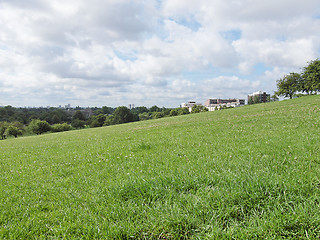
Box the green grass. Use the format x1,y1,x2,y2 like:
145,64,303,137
1,96,320,239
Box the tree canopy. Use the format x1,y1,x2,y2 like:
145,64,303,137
276,59,320,98
276,72,301,99
301,59,320,94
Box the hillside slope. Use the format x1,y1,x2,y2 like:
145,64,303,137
1,96,320,239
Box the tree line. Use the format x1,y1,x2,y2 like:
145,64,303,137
0,104,208,139
276,59,320,99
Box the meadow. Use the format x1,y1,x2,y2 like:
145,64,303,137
0,95,320,239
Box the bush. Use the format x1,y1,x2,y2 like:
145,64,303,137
191,105,208,113
169,109,178,117
71,119,85,129
139,112,152,121
89,114,106,128
51,123,72,132
0,121,9,139
152,112,164,119
113,107,134,124
178,107,190,115
5,126,23,138
28,119,51,135
104,115,115,126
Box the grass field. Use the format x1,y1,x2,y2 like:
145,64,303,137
1,96,320,239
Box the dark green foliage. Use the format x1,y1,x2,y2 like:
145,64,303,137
271,94,279,101
276,72,301,99
254,94,261,103
191,105,208,113
138,112,152,121
71,119,85,129
51,123,72,132
112,106,134,124
103,115,115,126
178,107,190,115
89,114,106,128
28,119,51,135
5,126,23,138
152,112,164,119
169,109,178,117
101,106,114,115
302,59,320,94
149,105,161,112
131,106,148,114
161,107,171,116
277,59,320,98
72,110,86,121
0,122,9,139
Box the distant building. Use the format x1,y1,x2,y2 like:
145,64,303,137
128,104,135,110
204,98,245,111
181,101,202,112
248,91,270,104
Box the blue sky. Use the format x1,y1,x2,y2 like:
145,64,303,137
0,0,320,107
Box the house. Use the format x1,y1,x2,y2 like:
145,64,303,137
248,91,270,103
204,98,245,111
181,101,202,112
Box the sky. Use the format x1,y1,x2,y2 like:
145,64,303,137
0,0,320,108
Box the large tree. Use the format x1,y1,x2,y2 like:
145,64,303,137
276,72,301,99
72,110,86,121
112,106,134,124
301,59,320,94
0,121,9,139
5,126,23,138
29,119,51,135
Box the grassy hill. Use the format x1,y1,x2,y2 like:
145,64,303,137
1,96,320,239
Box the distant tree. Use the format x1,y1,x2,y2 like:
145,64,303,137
132,106,148,114
72,110,86,121
169,109,178,117
113,106,134,124
90,114,106,128
0,121,9,139
178,107,190,115
51,123,72,132
101,106,114,115
152,112,164,119
5,126,23,138
104,115,115,126
253,95,261,104
29,119,51,135
149,105,161,112
4,106,14,116
51,114,61,124
301,59,320,94
271,94,279,101
11,121,24,131
139,112,152,121
276,72,301,99
191,105,208,113
161,107,171,116
71,119,85,129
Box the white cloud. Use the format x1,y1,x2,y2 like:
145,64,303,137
0,0,319,107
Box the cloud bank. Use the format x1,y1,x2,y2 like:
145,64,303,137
0,0,319,107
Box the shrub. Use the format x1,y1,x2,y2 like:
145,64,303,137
51,123,72,132
71,119,85,129
152,112,164,119
28,119,51,135
5,126,23,138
